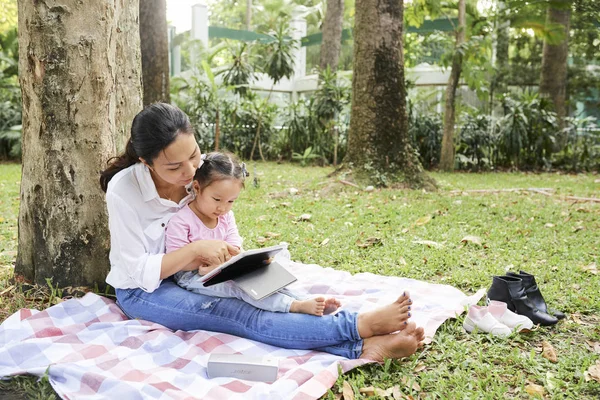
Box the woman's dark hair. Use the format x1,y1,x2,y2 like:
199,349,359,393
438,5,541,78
195,152,248,191
100,103,194,192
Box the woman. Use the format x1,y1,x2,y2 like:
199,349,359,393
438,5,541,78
100,103,424,361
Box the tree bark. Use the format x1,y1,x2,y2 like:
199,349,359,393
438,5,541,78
16,0,143,288
539,0,570,141
140,0,170,105
439,0,466,172
345,0,432,188
319,0,344,73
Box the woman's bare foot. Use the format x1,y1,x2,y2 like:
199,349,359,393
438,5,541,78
359,322,425,362
290,297,327,316
356,291,412,338
323,298,341,315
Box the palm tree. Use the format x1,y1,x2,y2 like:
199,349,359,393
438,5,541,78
250,22,297,161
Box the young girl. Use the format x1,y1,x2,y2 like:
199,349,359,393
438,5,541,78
165,151,341,316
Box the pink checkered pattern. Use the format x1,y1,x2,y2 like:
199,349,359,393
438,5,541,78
0,261,484,399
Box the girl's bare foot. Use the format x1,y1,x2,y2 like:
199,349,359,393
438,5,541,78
357,291,412,338
323,298,341,315
290,297,326,316
359,322,425,362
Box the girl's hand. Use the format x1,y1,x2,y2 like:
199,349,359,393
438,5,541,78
192,240,241,267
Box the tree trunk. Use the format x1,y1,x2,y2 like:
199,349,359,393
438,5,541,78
345,0,432,188
140,0,170,105
16,0,143,288
539,0,570,144
246,0,252,31
439,0,466,172
490,1,509,114
214,109,220,151
319,0,344,73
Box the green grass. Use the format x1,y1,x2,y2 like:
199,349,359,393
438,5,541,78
1,161,599,399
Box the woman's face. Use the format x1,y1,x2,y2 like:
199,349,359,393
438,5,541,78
145,133,201,187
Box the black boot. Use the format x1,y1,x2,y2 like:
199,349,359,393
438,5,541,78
506,271,566,320
487,275,558,326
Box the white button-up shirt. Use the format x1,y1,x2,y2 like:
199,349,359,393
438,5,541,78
105,162,193,292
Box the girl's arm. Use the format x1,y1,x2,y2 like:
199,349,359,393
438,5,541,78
164,214,240,278
160,240,239,279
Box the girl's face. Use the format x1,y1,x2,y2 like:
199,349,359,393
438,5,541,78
143,133,201,187
191,179,243,223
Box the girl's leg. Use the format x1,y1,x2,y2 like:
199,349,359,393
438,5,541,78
116,279,363,358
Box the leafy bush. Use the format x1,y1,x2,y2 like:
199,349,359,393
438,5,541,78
0,27,21,160
408,102,443,169
496,91,558,169
552,116,600,172
456,108,495,170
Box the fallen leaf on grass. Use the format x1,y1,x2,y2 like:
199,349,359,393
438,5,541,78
572,225,585,232
585,360,600,383
392,385,403,399
256,236,268,244
358,386,374,396
545,371,557,391
413,362,427,372
544,223,555,228
320,238,330,246
342,381,354,400
581,262,597,275
356,237,382,248
264,232,280,239
398,257,407,266
542,340,558,363
415,215,431,226
413,240,444,249
585,340,600,354
525,383,545,397
461,235,482,246
374,387,394,397
297,213,311,221
401,376,421,391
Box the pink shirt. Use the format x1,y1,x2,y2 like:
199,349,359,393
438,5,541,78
165,205,243,253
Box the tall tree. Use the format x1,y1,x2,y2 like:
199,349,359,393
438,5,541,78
246,0,252,30
16,0,143,288
539,0,571,135
140,0,170,105
319,0,344,72
346,0,432,188
439,0,466,172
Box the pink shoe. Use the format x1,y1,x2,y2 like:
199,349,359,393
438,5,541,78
463,305,512,337
487,300,534,331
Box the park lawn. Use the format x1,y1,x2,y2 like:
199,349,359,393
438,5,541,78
0,161,599,399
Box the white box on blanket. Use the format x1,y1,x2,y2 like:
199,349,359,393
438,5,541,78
207,354,279,382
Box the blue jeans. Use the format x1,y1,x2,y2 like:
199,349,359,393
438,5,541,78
116,279,363,359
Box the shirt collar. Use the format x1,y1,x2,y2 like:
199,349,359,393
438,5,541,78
135,163,160,202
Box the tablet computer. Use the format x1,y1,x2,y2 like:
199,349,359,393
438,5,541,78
199,244,287,287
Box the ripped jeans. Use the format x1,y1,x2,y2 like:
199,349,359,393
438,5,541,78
115,278,364,359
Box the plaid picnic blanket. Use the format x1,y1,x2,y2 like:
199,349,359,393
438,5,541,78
0,260,484,400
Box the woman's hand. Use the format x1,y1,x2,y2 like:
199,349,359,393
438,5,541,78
192,240,240,267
